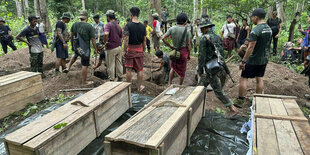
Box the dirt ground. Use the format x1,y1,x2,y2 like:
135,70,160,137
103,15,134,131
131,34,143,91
1,48,310,117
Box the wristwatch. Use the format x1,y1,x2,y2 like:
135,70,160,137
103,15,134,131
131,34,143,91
241,60,246,64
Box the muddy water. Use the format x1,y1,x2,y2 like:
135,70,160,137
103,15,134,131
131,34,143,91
0,94,248,155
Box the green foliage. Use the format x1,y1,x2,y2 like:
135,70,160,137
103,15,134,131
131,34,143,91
216,107,226,115
53,123,68,129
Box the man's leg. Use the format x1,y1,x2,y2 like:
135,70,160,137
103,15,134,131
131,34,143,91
239,77,248,98
1,41,8,54
81,66,88,85
68,56,77,71
115,47,123,79
8,41,17,51
273,35,278,56
168,69,175,86
228,50,232,58
55,58,61,71
137,70,143,91
61,58,67,70
256,77,264,94
126,67,132,82
106,49,116,81
29,53,37,72
38,52,44,74
179,77,184,85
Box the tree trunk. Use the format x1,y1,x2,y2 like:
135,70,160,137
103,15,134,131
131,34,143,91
193,0,197,22
276,2,286,24
34,0,41,17
267,5,273,19
174,0,177,18
24,0,29,17
81,0,86,10
153,0,161,21
200,0,203,18
15,0,24,18
288,0,305,41
121,0,125,17
148,0,153,26
39,0,51,32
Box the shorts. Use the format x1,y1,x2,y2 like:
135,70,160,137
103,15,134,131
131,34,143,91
241,64,267,78
125,56,144,72
152,35,160,48
99,49,105,60
56,42,68,58
73,52,90,66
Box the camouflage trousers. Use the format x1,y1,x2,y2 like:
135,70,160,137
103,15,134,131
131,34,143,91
198,71,233,107
30,52,43,73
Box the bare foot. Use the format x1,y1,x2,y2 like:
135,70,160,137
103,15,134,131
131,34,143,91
228,105,239,117
138,85,145,91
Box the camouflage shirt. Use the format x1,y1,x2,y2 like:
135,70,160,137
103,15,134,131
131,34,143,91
197,29,223,75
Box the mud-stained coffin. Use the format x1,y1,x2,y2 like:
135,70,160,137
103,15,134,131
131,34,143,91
0,71,44,119
4,82,132,155
105,85,206,155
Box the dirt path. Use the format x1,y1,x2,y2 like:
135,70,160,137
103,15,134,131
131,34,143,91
1,48,310,117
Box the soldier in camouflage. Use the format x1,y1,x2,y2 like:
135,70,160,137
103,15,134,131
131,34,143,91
197,20,238,115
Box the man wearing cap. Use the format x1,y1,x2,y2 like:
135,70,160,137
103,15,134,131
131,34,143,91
0,18,17,54
152,13,161,51
197,20,238,115
93,14,106,70
68,10,98,85
267,11,282,56
55,12,71,74
236,8,272,107
17,15,45,77
103,10,123,81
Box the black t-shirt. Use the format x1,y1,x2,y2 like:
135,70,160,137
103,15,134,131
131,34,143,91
0,25,10,36
267,18,281,33
56,21,66,33
124,22,146,45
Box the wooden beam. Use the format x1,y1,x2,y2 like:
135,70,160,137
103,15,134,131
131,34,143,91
59,88,93,92
253,94,297,99
186,108,192,146
104,141,111,155
254,113,308,122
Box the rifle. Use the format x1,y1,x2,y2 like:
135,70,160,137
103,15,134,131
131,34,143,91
221,61,235,83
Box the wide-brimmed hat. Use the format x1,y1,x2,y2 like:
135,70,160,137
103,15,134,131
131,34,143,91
79,10,88,19
0,18,5,23
152,13,159,17
61,12,72,19
199,20,215,28
105,10,115,15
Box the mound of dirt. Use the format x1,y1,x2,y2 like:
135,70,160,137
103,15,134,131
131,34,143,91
1,48,309,116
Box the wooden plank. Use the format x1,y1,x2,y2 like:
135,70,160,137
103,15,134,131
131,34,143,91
186,108,192,146
6,143,34,155
4,82,121,145
254,113,308,122
23,82,130,150
128,86,132,108
0,74,42,97
254,94,297,99
282,99,310,155
0,71,30,83
255,97,280,155
0,72,40,85
0,92,44,119
145,86,203,148
190,99,204,137
0,83,43,107
104,141,111,155
268,98,303,155
252,97,257,155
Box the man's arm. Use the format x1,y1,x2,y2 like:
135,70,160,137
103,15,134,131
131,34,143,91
143,36,146,52
155,61,165,72
123,34,129,54
16,33,31,46
240,41,256,70
197,39,207,75
57,28,68,48
186,37,192,59
276,23,282,38
91,37,98,54
70,32,74,51
162,33,174,50
103,32,109,45
246,26,250,38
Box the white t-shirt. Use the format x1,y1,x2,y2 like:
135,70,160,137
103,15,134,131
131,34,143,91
37,23,45,33
221,22,236,38
153,20,161,33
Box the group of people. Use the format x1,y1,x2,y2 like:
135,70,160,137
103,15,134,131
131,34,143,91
1,6,310,115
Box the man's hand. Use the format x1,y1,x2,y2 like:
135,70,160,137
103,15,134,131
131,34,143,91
27,42,32,47
275,34,279,38
63,43,68,49
305,46,309,50
239,62,245,70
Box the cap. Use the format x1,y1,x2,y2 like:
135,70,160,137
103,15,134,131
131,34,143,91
93,14,100,19
152,13,159,17
61,12,72,19
78,10,88,19
199,20,215,28
251,8,266,18
105,10,115,15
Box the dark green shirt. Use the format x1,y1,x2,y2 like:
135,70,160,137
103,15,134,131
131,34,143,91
247,23,272,65
71,22,95,47
198,30,223,75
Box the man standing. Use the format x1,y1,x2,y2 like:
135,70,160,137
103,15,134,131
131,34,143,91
93,14,106,70
161,6,169,33
17,15,44,77
267,11,282,56
0,18,17,54
221,15,237,58
55,12,71,74
123,7,146,91
144,20,153,53
68,10,98,85
193,19,202,53
298,15,310,60
236,8,272,107
152,13,161,51
104,10,123,81
198,20,238,115
37,19,49,49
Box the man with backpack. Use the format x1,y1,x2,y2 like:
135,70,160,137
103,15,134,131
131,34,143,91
55,12,71,74
197,20,238,115
68,10,98,85
0,18,17,54
104,10,123,82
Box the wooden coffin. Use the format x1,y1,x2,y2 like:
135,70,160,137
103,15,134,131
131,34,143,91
252,94,310,155
105,85,206,155
4,82,132,155
0,71,44,119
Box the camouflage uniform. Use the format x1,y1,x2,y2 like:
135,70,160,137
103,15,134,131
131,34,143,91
30,52,43,73
197,28,233,107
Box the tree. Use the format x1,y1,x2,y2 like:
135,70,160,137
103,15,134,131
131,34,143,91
15,0,24,18
288,0,306,41
24,0,29,17
34,0,41,17
193,0,198,21
276,1,287,24
81,0,85,10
